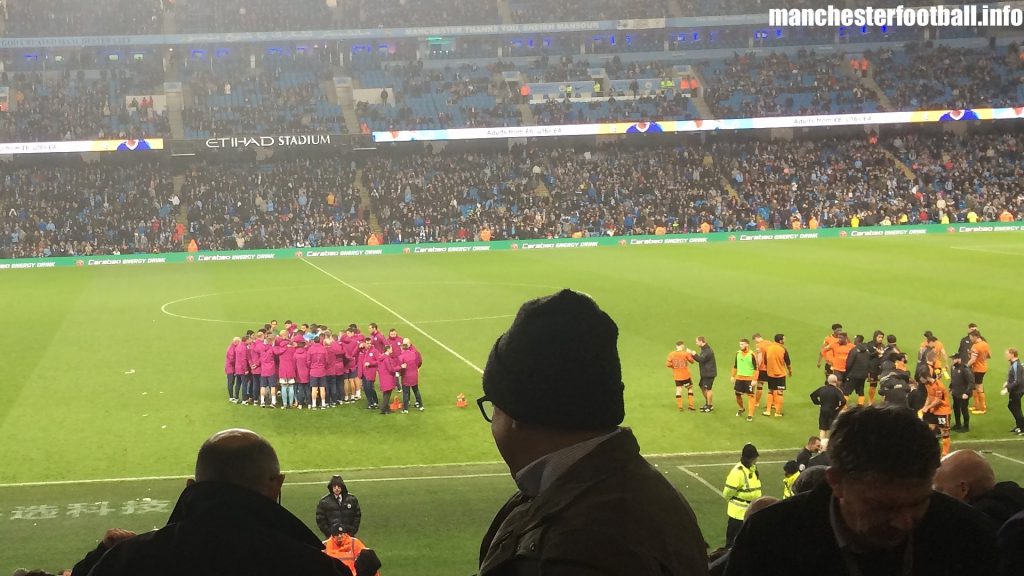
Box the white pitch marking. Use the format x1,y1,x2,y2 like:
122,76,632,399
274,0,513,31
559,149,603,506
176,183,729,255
2,438,1018,489
678,466,724,498
299,258,484,374
286,472,509,486
991,452,1024,467
684,460,786,469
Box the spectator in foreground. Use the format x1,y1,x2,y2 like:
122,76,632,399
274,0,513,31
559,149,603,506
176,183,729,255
725,406,997,576
932,449,1024,527
477,289,709,575
80,428,354,576
999,509,1024,576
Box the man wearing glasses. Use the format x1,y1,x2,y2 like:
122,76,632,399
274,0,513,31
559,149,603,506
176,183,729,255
477,289,709,576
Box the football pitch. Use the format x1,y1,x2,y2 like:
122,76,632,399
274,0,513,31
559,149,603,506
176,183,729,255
2,233,1024,574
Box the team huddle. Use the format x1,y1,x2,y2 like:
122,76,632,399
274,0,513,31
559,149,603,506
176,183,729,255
224,321,425,414
668,323,1024,457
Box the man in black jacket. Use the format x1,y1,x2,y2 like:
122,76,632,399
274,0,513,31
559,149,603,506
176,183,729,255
878,351,912,407
726,406,997,576
694,336,717,412
478,290,709,576
316,475,362,538
1005,348,1024,434
957,323,979,362
842,335,871,407
933,449,1024,528
949,356,976,432
78,429,354,576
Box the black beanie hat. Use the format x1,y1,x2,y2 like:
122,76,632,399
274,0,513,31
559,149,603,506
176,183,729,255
482,289,624,430
742,443,760,461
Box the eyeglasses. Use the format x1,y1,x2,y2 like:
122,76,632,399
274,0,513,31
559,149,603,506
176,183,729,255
477,396,495,423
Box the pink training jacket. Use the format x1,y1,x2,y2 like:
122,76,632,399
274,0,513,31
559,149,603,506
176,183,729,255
232,341,250,375
399,349,421,386
386,335,403,351
370,330,387,353
308,342,328,378
341,335,360,372
328,340,345,377
359,348,378,382
225,343,236,375
294,347,310,384
259,342,277,377
377,355,399,392
276,342,296,380
249,341,264,377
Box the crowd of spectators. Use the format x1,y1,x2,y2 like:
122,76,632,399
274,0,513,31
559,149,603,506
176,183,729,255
0,162,176,259
177,158,369,252
510,0,666,23
347,0,498,29
0,67,170,142
355,61,521,131
174,0,331,33
2,0,163,37
872,43,1024,111
701,50,875,118
183,55,343,138
532,92,692,125
3,131,1022,258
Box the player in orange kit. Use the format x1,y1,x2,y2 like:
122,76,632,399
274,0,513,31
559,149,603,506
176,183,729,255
921,369,953,456
666,341,697,411
816,323,843,375
763,334,792,417
753,333,773,411
968,332,991,414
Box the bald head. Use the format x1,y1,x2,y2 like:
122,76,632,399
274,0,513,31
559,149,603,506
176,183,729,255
744,496,779,520
933,450,995,503
194,429,283,500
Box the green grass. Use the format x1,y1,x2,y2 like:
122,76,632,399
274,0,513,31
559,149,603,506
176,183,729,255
2,233,1024,574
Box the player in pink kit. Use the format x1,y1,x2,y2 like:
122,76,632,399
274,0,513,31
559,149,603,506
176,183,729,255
275,331,297,409
294,338,311,409
341,328,361,403
233,336,251,404
225,337,240,402
399,340,424,413
247,331,265,406
358,337,380,409
308,336,329,410
258,332,278,407
377,346,400,415
324,331,342,407
369,323,388,353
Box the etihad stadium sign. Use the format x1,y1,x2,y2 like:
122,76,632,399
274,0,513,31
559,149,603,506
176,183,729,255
204,134,334,149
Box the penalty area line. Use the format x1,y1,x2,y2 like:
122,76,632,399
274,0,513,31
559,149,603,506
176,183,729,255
299,257,484,375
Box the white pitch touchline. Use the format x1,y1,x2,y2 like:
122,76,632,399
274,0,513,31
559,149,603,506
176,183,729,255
2,438,1019,489
678,466,724,498
299,257,485,374
991,452,1024,467
287,472,508,486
